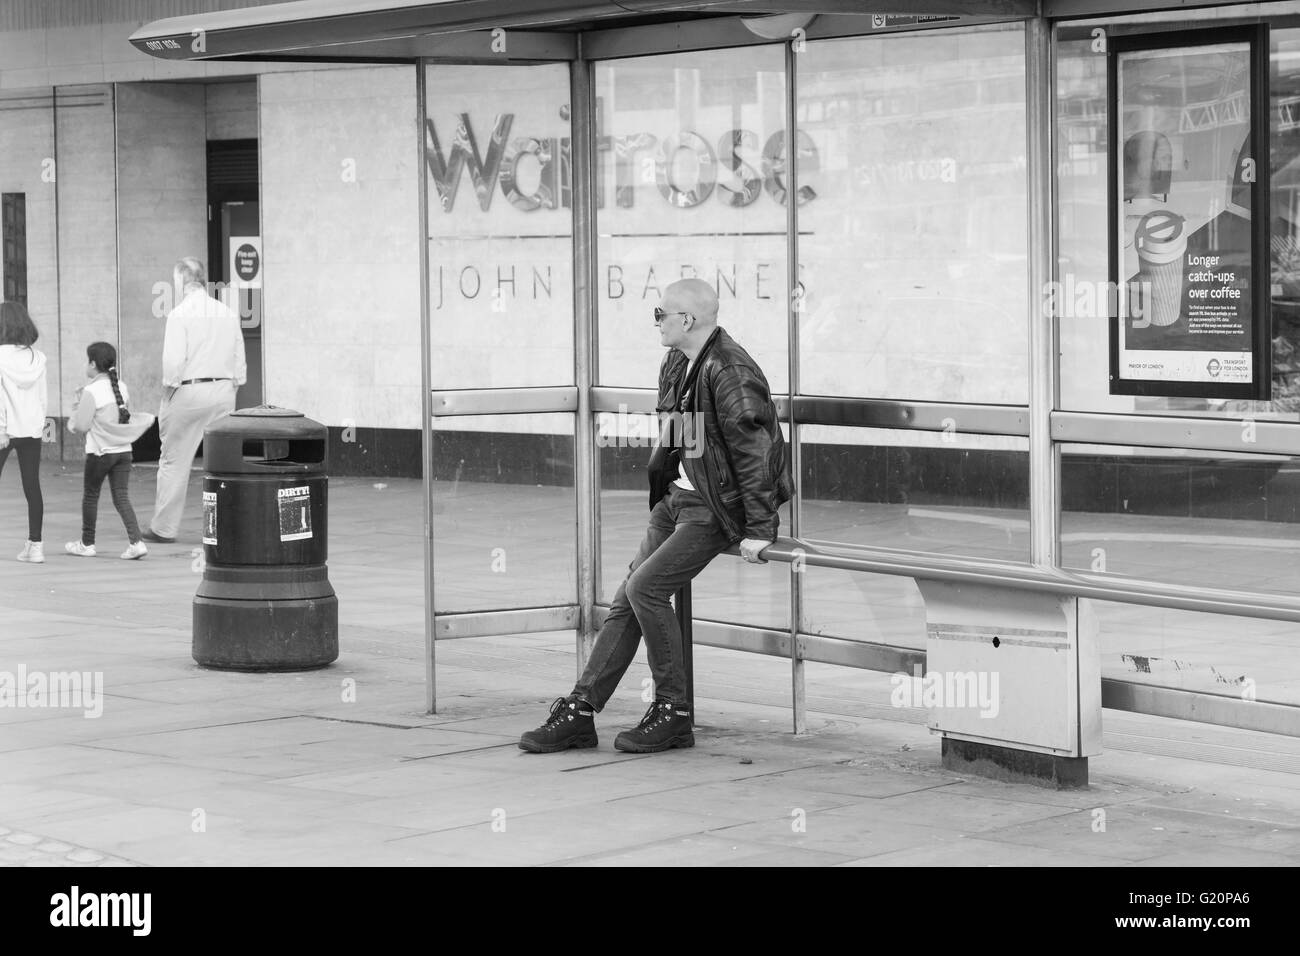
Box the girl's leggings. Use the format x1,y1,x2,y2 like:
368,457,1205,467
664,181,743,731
0,437,43,542
83,451,140,546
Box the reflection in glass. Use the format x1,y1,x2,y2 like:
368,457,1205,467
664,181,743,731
432,413,576,612
1094,601,1299,706
424,64,574,389
597,421,790,631
798,25,1029,403
594,48,789,390
801,568,928,650
1061,443,1300,595
799,425,1030,562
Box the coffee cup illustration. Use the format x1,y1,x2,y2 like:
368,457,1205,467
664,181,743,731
1133,209,1188,327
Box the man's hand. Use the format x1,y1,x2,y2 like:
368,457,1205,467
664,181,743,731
739,537,771,564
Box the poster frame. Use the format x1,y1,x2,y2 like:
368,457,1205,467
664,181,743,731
1106,24,1271,400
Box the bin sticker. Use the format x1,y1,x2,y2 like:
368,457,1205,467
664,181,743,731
202,491,217,546
278,485,313,542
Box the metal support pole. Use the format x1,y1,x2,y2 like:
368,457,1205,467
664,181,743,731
1027,18,1059,570
571,55,599,677
784,39,806,735
416,61,437,714
677,582,694,724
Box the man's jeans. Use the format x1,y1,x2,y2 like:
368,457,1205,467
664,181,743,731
573,484,732,710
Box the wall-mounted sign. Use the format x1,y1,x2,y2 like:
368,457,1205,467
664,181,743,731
424,104,817,214
1109,26,1270,398
229,236,261,289
869,14,960,30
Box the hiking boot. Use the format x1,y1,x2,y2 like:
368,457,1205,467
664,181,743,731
614,700,694,753
518,696,598,753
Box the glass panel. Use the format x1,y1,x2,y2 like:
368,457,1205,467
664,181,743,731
424,63,574,388
1096,602,1299,706
802,568,927,650
797,25,1029,403
594,47,789,391
1061,442,1300,595
597,415,791,631
799,425,1030,561
1056,23,1300,419
432,414,575,612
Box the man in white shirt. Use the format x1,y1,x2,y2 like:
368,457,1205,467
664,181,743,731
142,257,247,543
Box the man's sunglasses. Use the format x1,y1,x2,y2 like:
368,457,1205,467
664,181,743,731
654,308,692,325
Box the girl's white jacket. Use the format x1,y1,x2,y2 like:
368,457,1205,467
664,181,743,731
0,345,49,440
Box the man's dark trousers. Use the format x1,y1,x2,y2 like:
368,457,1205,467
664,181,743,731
573,483,732,710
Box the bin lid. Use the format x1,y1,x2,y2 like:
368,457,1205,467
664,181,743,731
230,405,304,418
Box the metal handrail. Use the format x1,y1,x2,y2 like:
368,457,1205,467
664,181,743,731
671,531,1300,727
729,536,1300,624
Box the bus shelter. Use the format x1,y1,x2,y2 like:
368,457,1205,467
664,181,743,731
132,0,1300,784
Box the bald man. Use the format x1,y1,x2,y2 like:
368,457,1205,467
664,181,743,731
142,257,246,543
521,278,792,754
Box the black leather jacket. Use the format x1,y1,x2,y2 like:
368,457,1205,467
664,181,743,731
647,327,792,542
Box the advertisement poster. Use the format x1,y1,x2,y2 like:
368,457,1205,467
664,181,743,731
202,491,217,546
228,236,261,290
277,486,313,543
1110,28,1269,398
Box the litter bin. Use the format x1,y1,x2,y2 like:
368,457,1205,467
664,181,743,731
192,406,338,670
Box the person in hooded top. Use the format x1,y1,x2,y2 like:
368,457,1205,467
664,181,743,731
0,301,49,563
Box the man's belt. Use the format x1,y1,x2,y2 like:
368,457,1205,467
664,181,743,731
179,377,232,385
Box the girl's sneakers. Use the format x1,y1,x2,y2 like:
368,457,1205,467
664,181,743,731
120,541,148,561
64,541,96,557
16,541,44,563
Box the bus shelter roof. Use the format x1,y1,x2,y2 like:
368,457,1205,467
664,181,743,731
128,0,1032,61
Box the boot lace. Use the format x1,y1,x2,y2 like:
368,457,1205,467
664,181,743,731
633,701,671,735
540,697,575,730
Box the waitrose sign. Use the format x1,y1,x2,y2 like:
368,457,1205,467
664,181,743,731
425,110,818,213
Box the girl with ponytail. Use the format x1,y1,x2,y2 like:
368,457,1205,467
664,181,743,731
65,342,155,560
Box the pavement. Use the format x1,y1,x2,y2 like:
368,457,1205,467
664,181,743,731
1,462,1299,866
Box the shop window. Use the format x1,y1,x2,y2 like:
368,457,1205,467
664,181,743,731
1,193,26,306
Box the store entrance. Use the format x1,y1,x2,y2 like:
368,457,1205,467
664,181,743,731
207,139,262,408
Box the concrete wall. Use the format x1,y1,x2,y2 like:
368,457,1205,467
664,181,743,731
0,88,60,430
206,80,256,141
260,65,421,430
54,85,119,422
114,81,206,413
